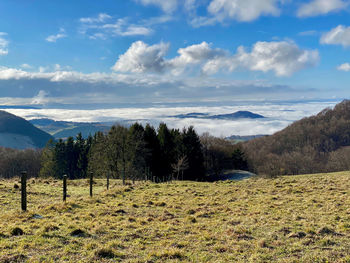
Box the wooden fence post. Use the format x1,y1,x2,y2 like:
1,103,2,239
89,172,93,197
21,171,27,211
107,172,110,190
63,175,67,202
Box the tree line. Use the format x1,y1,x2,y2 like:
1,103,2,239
32,123,246,182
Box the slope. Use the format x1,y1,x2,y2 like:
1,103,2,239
0,111,53,149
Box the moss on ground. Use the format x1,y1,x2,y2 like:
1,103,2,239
0,172,350,262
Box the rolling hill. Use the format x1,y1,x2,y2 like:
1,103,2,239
242,100,350,176
29,118,111,139
0,111,53,149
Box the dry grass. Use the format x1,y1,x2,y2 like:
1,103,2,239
1,172,350,262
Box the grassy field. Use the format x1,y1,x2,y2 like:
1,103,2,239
1,172,350,262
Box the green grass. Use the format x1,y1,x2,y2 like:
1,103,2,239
1,172,350,262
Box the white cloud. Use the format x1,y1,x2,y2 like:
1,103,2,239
337,63,350,71
320,25,350,47
234,41,320,77
0,32,9,55
168,42,226,74
207,0,280,22
297,0,348,17
136,0,178,13
79,15,169,39
101,18,152,37
80,13,112,23
31,90,50,105
113,41,319,77
20,64,32,69
112,41,169,73
46,28,67,42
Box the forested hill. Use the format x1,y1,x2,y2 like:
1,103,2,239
242,100,350,176
0,111,53,149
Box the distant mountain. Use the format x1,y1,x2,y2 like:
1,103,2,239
211,111,265,119
30,118,111,139
0,111,53,149
172,111,265,120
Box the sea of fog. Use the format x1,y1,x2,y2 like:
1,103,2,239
3,100,340,137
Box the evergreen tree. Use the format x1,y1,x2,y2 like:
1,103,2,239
144,124,161,180
182,126,205,180
157,123,176,180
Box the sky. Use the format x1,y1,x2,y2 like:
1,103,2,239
0,0,349,135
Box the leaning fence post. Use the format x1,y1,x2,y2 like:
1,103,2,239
89,172,93,197
21,171,27,211
63,175,67,202
107,172,110,190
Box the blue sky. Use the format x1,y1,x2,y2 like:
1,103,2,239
0,0,350,106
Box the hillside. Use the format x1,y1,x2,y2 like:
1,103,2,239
29,118,111,139
1,172,350,262
0,111,53,149
242,100,350,176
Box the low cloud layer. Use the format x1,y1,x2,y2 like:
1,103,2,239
3,100,339,137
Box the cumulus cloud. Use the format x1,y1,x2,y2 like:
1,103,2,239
203,41,319,77
112,41,169,73
337,63,350,71
0,32,9,55
168,42,227,75
112,41,319,77
234,41,320,77
320,25,350,47
46,28,67,42
297,0,348,17
207,0,280,22
136,0,178,13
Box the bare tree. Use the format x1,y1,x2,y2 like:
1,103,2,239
171,155,189,180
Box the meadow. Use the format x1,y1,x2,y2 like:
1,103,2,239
0,172,350,262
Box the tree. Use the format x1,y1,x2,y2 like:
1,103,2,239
182,126,205,180
171,155,189,180
128,123,146,183
157,123,176,179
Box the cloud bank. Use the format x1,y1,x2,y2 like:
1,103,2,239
113,41,319,77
